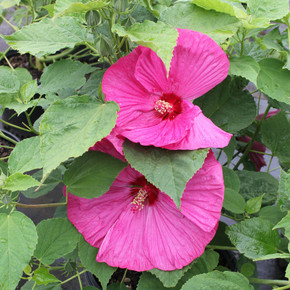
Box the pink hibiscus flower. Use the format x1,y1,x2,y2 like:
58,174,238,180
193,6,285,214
89,127,125,161
66,151,224,271
103,28,232,150
237,110,280,171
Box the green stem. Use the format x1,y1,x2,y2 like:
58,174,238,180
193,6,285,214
39,48,75,62
121,269,128,284
257,91,262,116
249,150,272,156
233,104,271,170
267,154,274,173
216,149,222,161
0,15,18,31
269,166,280,172
59,270,87,285
250,88,259,95
0,118,31,133
222,151,241,166
14,202,67,208
206,245,237,251
0,130,18,145
0,156,9,160
276,284,290,290
248,277,290,286
77,270,83,290
0,47,11,63
0,145,14,149
25,112,39,135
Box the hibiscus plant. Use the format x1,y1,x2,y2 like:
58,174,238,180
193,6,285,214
0,0,290,289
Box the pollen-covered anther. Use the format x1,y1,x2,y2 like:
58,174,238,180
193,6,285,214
131,188,148,213
154,100,174,115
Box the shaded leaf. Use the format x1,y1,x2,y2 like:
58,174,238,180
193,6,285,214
64,151,126,198
223,167,240,192
259,206,287,226
123,140,208,207
223,188,245,214
229,56,259,85
237,170,278,205
194,77,256,133
78,237,116,290
34,218,80,265
257,58,290,105
261,111,290,163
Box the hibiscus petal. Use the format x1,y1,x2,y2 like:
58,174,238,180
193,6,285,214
97,192,216,271
103,47,155,128
180,151,224,232
66,167,141,247
134,46,169,93
89,127,126,161
163,106,232,150
121,100,198,147
168,29,229,101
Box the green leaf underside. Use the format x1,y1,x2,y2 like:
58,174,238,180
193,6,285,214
237,170,278,206
33,267,60,285
113,20,178,71
8,136,42,174
257,58,290,105
34,218,80,265
78,237,116,289
261,112,290,164
39,59,95,94
259,206,287,226
229,56,260,85
192,0,247,18
123,140,209,207
160,2,240,44
0,211,38,290
64,151,127,198
254,253,290,261
54,0,109,16
246,195,264,214
39,96,119,177
22,281,61,290
278,170,290,211
194,77,256,133
2,17,87,56
226,218,280,259
21,167,64,199
3,173,40,191
273,211,290,229
247,0,289,20
181,271,253,290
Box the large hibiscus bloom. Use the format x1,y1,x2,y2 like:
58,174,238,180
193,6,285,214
66,151,224,271
103,28,232,150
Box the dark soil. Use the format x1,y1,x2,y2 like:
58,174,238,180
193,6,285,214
1,51,42,79
0,135,15,160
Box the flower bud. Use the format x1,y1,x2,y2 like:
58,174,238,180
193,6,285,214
85,10,102,27
112,0,129,12
94,34,113,57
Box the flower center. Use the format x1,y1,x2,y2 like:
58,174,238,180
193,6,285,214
130,176,159,213
154,93,182,120
154,100,174,115
131,188,148,213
